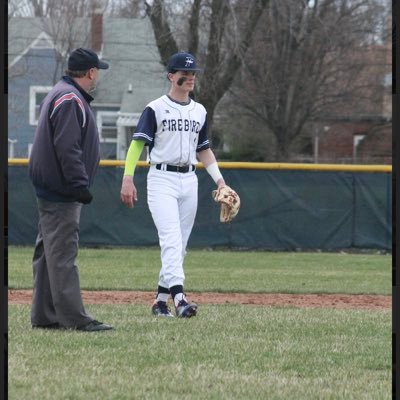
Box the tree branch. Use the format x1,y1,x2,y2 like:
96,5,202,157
145,0,178,67
212,0,269,103
203,0,230,76
188,0,201,55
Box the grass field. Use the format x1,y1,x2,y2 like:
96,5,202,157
8,246,391,294
8,246,391,399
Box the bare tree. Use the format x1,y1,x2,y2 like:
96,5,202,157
8,0,34,19
141,0,270,145
8,0,109,17
108,0,146,17
228,0,388,160
11,0,110,84
39,17,90,84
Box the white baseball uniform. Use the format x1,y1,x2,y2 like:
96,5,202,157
132,94,209,289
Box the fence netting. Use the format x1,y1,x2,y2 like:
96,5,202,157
8,165,392,250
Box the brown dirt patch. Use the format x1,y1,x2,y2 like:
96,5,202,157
8,290,391,310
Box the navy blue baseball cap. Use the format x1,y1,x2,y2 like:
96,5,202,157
68,48,109,71
167,52,201,73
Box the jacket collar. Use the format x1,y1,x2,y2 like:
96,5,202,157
62,76,94,103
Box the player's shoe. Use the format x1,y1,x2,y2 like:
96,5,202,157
175,299,198,318
151,300,174,317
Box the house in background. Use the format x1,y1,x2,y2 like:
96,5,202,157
93,17,169,159
8,26,66,158
8,15,168,159
9,15,391,164
314,31,392,165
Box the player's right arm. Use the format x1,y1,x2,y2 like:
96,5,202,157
120,106,156,208
120,140,145,208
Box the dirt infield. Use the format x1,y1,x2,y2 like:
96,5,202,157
8,290,391,310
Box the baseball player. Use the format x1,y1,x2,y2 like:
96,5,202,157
120,51,226,318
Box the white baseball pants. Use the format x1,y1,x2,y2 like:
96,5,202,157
147,166,198,288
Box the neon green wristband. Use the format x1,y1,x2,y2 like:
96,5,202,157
123,140,145,176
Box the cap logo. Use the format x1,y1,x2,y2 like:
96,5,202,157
185,57,194,67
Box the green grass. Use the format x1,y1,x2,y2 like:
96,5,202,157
9,305,390,400
8,246,391,398
9,246,391,294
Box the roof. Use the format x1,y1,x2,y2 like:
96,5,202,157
8,16,168,112
95,18,168,107
8,18,45,66
8,17,90,66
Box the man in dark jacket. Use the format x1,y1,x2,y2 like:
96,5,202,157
29,48,112,332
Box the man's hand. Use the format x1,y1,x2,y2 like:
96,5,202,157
68,188,93,204
120,175,138,208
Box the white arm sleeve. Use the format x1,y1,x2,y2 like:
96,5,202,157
206,162,223,184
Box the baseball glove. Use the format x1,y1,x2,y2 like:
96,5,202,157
212,185,240,223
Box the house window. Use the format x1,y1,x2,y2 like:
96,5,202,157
353,133,366,161
96,111,119,159
97,111,119,142
8,138,18,159
383,73,392,87
29,86,52,125
116,112,141,160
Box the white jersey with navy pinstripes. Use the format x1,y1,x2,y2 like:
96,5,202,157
132,95,210,166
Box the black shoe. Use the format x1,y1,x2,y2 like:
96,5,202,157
151,300,174,317
175,299,198,318
77,320,113,332
32,323,61,330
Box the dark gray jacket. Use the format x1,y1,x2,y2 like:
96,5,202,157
29,76,100,202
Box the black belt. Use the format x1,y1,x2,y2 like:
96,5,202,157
155,164,196,173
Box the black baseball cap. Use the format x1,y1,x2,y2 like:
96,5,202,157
167,52,201,73
68,48,109,71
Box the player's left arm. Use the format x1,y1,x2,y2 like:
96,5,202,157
197,148,225,188
196,113,225,188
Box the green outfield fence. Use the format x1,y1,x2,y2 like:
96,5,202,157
8,159,392,250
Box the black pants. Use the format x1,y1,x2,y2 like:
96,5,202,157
31,198,93,328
